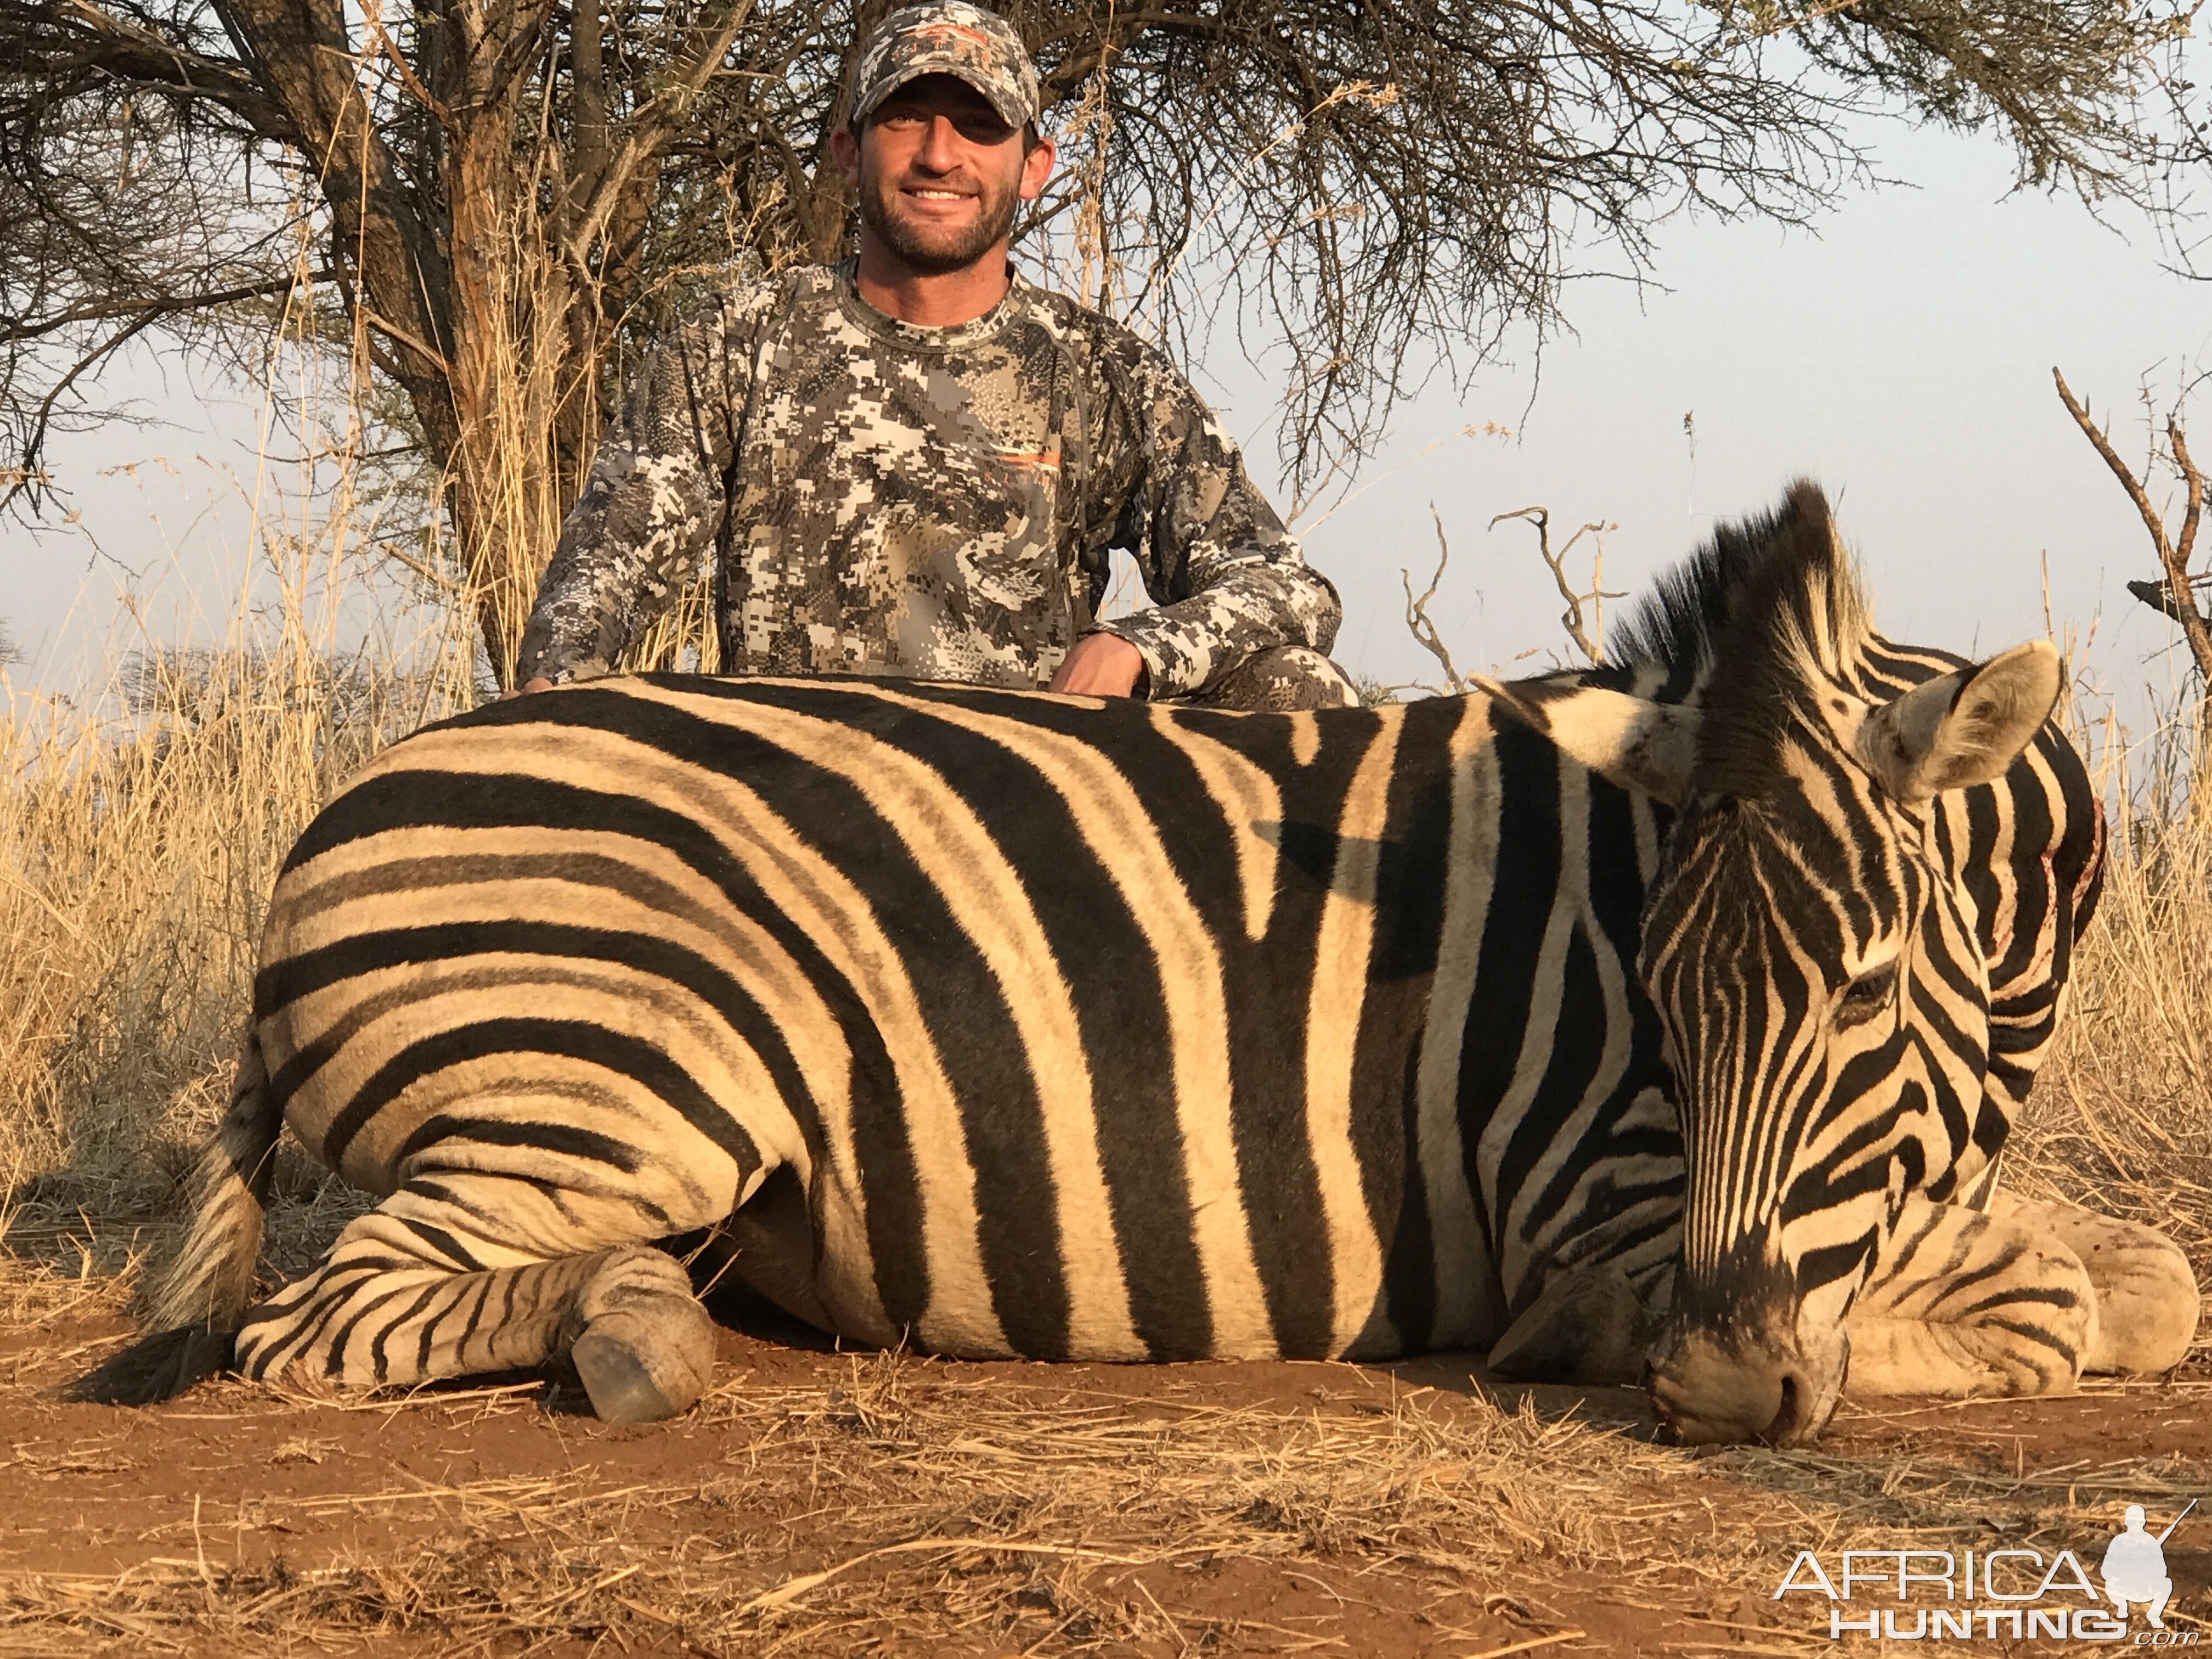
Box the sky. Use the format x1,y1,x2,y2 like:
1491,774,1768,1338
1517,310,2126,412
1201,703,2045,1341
5,112,2208,737
1244,127,2211,725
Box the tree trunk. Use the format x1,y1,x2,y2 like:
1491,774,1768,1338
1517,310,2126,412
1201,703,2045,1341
163,0,755,685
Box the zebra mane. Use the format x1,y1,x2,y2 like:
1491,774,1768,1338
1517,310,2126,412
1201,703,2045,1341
1610,480,1876,798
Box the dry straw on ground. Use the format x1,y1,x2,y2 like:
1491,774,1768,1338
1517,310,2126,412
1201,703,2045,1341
3,1340,2208,1655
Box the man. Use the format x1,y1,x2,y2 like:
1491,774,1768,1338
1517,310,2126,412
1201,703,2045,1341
2101,1504,2174,1628
514,1,1353,710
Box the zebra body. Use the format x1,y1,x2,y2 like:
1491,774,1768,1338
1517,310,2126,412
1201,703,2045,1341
104,484,2196,1437
241,676,1683,1370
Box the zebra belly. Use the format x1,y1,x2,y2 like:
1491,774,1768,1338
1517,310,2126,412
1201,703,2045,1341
791,1217,1455,1362
785,1102,1517,1363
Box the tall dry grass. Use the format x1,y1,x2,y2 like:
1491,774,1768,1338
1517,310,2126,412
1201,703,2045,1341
0,645,456,1168
2012,699,2212,1315
0,503,475,1302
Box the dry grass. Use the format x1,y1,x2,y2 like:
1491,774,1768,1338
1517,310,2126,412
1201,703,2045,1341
2008,701,2212,1346
0,621,462,1226
0,431,470,1324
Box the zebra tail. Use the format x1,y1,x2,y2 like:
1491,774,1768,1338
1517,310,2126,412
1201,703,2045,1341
148,1034,280,1330
69,1037,279,1404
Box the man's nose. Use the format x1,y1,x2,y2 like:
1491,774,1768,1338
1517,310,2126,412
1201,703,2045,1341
915,115,964,170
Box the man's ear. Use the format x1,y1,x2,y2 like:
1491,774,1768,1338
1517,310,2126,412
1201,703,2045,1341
1474,676,1700,806
1020,131,1057,201
831,122,862,188
1854,640,2061,803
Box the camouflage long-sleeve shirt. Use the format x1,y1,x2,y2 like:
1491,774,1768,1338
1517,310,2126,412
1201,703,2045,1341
516,262,1340,698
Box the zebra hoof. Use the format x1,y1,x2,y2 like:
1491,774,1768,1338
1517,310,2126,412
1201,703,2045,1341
569,1300,715,1425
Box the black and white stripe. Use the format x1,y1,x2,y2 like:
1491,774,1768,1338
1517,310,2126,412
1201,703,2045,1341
1602,486,2151,1442
233,674,1683,1370
94,483,2168,1441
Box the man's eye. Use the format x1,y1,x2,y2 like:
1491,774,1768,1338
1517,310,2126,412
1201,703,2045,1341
876,110,925,129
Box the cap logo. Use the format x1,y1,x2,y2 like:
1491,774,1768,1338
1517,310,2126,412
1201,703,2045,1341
849,3,1042,129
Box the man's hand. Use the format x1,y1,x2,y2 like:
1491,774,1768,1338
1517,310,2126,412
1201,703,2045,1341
1047,634,1144,698
499,678,556,702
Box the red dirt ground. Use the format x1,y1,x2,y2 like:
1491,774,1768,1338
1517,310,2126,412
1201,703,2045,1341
3,1301,2209,1657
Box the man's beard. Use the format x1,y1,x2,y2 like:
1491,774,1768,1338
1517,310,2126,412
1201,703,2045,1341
857,162,1020,277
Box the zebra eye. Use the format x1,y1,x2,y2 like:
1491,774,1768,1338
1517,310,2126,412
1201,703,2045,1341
1835,964,1897,1026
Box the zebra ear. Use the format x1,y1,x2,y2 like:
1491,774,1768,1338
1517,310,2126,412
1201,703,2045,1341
1855,640,2062,804
1475,677,1700,805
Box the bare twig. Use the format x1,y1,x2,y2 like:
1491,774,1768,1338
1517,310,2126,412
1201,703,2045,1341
1488,506,1626,667
1401,505,1470,695
358,0,455,130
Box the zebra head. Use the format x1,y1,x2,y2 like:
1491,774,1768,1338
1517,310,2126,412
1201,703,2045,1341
1489,484,2066,1445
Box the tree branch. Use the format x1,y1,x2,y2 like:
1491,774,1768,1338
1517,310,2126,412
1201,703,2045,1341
1401,504,1470,695
1489,504,1625,666
2,270,329,344
2055,366,2212,690
0,305,165,515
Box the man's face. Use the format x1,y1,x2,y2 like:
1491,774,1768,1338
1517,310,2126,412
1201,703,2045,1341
837,75,1053,276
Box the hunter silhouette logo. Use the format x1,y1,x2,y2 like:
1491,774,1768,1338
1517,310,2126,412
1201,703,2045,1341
1772,1498,2201,1640
2102,1500,2193,1630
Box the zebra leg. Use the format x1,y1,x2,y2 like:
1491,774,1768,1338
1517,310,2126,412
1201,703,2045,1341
1842,1197,2095,1397
1486,1261,1655,1385
234,1180,716,1423
1988,1193,2198,1374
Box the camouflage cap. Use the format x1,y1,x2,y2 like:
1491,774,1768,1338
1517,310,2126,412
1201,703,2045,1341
849,3,1041,132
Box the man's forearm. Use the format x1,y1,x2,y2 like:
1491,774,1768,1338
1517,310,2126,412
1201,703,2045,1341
517,299,747,684
1099,550,1341,700
516,496,702,685
1089,332,1342,700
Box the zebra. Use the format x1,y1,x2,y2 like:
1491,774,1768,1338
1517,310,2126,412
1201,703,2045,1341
84,482,2196,1443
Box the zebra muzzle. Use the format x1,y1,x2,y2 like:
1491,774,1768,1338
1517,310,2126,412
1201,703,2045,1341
1646,1316,1848,1447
